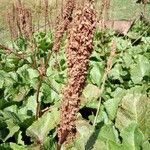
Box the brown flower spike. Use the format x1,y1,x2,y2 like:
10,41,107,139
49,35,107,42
58,0,96,145
7,0,33,40
53,0,75,52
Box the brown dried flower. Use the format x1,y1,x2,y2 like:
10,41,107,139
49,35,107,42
7,0,33,40
58,0,96,145
53,0,75,52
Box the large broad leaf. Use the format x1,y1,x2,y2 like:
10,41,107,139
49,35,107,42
130,55,150,84
115,87,150,139
81,84,101,108
104,88,126,120
0,106,20,142
89,62,104,87
3,119,20,142
27,68,39,80
98,124,120,143
18,94,38,118
26,107,59,144
42,79,61,104
109,64,124,82
120,123,144,150
94,123,144,150
16,64,30,84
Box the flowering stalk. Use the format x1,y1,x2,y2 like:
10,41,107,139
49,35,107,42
58,0,96,145
53,0,75,52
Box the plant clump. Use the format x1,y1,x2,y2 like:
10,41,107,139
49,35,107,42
58,0,96,145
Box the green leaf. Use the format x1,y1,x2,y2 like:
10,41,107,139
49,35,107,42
81,84,101,108
9,143,27,150
12,86,29,102
99,124,120,143
0,143,12,150
123,53,133,68
0,70,5,88
143,141,150,150
43,136,57,150
130,55,150,84
92,140,108,150
104,98,121,121
115,87,150,139
104,88,126,120
26,107,59,143
109,64,123,82
90,62,104,87
108,141,122,150
116,38,131,51
27,68,39,80
120,123,144,150
14,37,27,52
17,131,25,145
18,94,37,119
42,79,61,104
62,119,94,150
4,119,20,142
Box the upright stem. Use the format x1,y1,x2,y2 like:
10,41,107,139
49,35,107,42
93,41,116,126
36,76,43,119
93,71,108,126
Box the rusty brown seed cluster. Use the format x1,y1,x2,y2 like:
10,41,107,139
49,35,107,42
7,1,33,40
58,0,96,145
53,0,75,52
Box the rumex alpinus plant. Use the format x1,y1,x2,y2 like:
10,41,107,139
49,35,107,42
4,0,54,120
53,0,75,52
58,0,96,146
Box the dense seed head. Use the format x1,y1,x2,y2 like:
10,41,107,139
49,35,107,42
58,0,96,145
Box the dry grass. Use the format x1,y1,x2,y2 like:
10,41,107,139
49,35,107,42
0,0,61,43
0,0,150,44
